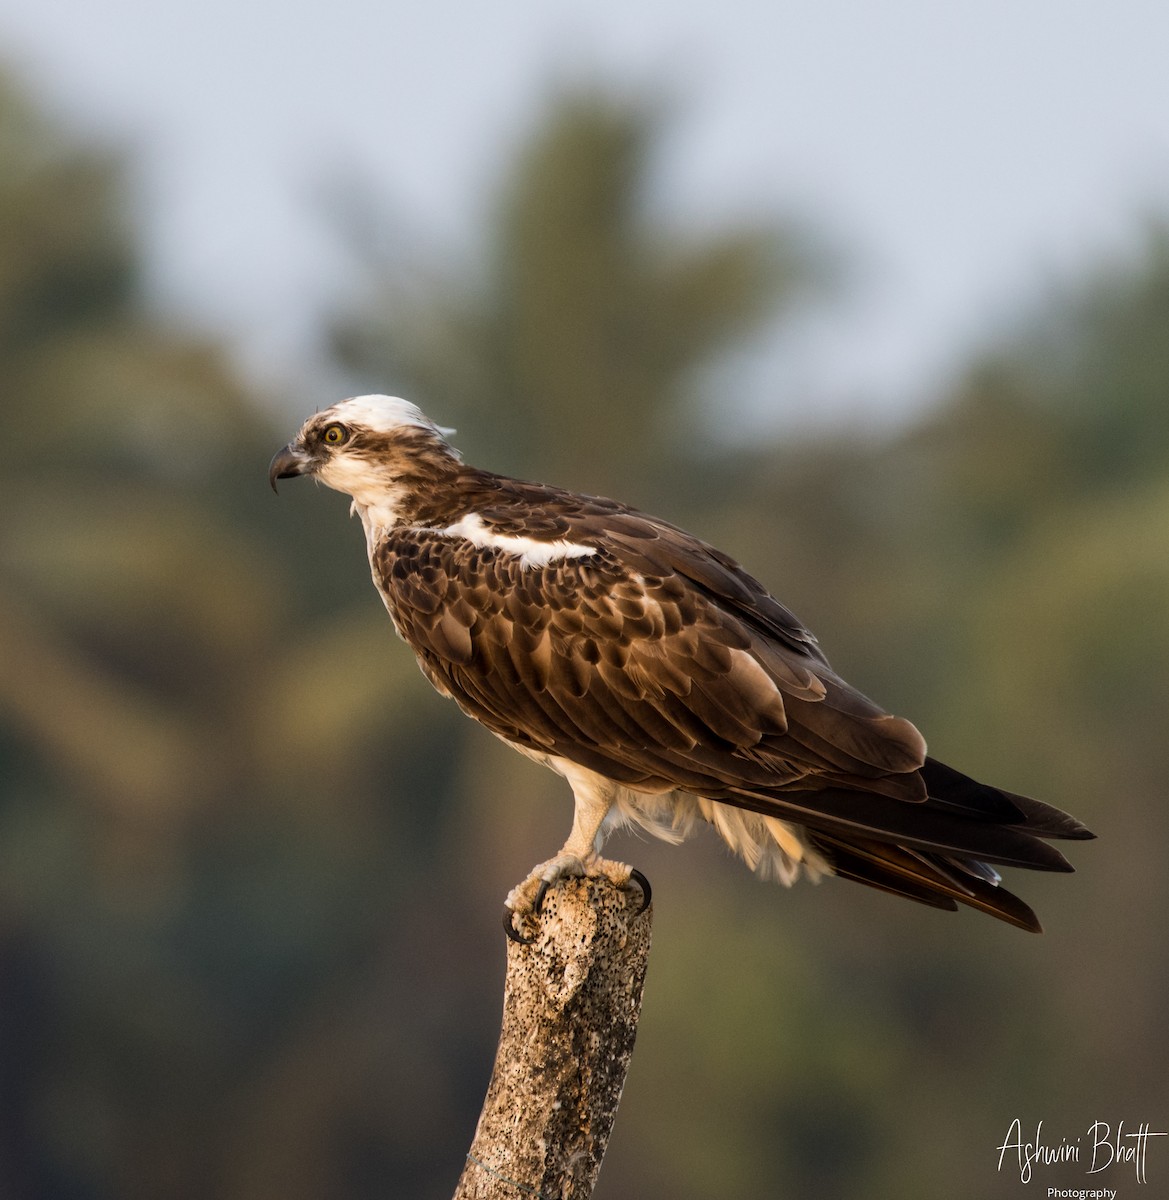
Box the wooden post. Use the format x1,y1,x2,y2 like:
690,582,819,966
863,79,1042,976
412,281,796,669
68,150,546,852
453,875,653,1200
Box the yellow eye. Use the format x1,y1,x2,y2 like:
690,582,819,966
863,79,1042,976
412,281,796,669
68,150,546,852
323,423,349,446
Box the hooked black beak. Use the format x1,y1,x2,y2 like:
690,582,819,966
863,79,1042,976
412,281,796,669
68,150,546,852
268,444,311,493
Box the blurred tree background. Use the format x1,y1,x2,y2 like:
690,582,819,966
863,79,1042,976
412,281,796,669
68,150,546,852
0,63,1163,1200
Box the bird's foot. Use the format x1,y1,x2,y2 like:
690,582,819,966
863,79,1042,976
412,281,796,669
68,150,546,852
502,856,651,944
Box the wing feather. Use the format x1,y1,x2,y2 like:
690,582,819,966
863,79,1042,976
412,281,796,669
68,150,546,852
375,527,921,798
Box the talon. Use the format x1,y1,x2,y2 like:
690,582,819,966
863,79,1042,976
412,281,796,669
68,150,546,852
628,867,652,914
503,908,535,945
534,878,552,915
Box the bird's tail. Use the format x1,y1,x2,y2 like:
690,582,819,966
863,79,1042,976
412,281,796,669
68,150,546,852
729,757,1094,932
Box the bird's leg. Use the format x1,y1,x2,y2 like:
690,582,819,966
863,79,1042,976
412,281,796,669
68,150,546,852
504,772,651,942
505,788,610,917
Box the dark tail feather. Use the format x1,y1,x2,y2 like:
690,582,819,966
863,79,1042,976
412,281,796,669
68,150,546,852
810,832,1045,933
729,784,1080,872
726,755,1092,930
920,758,1095,841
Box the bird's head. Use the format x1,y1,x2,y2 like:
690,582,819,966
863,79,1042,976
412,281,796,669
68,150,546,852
269,394,460,529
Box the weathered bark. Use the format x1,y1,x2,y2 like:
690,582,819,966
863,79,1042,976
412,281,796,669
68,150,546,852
453,875,653,1200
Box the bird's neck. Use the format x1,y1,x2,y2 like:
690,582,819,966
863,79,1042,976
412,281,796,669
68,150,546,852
351,492,407,553
351,459,489,550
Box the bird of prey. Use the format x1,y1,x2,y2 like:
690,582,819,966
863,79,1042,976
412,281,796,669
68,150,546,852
270,395,1091,937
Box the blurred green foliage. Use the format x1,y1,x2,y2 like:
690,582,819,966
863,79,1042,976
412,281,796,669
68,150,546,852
0,68,1162,1200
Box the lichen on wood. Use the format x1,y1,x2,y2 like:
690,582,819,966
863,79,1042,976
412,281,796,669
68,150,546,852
453,875,653,1200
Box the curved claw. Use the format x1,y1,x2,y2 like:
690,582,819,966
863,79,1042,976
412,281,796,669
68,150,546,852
627,867,652,914
533,878,552,915
502,908,535,945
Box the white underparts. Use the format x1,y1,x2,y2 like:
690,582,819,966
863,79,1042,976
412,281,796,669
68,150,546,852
532,752,830,888
610,789,831,886
441,511,598,569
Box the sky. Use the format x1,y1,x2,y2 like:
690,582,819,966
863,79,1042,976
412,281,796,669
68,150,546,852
2,0,1168,433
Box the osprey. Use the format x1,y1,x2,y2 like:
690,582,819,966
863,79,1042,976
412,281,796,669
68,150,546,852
270,395,1091,937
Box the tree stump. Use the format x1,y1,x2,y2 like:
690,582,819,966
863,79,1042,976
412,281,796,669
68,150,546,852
453,875,653,1200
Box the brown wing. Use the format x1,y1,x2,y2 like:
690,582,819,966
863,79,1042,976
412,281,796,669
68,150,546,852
464,479,827,663
372,517,1088,884
376,526,915,776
